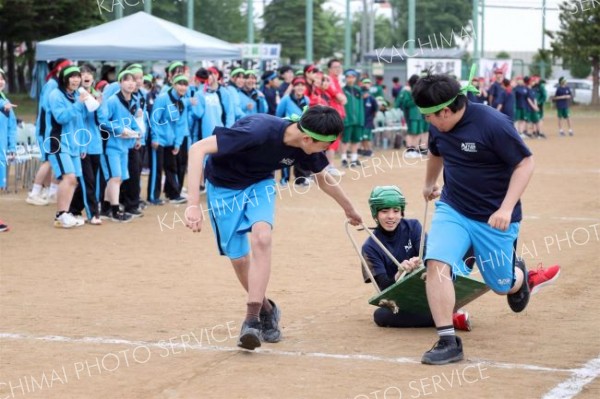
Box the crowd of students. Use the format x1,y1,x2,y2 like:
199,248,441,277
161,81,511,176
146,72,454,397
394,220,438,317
0,59,577,230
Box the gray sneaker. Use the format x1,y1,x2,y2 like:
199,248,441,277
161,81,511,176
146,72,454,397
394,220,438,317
507,258,530,313
237,320,261,350
260,300,282,343
421,336,464,365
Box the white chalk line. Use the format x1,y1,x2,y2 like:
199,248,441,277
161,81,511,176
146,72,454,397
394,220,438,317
0,332,573,375
542,355,600,399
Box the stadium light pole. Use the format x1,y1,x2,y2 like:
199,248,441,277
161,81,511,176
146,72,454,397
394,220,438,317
541,0,547,79
187,0,194,29
144,0,151,14
345,0,351,68
247,0,254,44
480,0,485,59
408,0,415,53
306,0,314,64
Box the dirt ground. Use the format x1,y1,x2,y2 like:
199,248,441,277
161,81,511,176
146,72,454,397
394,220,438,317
1,113,599,399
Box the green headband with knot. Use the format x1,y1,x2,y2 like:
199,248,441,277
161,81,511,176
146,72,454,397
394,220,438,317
285,106,338,142
368,185,406,219
417,64,480,115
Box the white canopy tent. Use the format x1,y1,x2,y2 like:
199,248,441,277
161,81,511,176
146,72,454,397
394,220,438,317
35,11,241,61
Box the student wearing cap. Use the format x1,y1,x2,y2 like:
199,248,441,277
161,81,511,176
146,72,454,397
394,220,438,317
496,78,516,122
68,64,106,225
185,105,363,351
261,70,281,115
524,76,545,139
303,65,319,97
239,70,268,116
0,68,17,192
325,59,347,173
533,77,547,135
553,77,574,136
370,76,386,99
148,74,191,205
361,186,472,331
46,65,87,228
361,80,378,157
391,77,402,101
308,72,330,107
27,58,72,207
340,69,364,168
99,70,141,223
226,67,248,121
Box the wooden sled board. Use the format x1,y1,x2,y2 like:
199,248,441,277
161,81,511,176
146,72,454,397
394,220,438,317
368,267,490,314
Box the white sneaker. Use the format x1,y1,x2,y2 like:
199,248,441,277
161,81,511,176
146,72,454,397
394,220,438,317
54,212,78,229
41,187,49,200
73,214,85,227
47,192,58,204
326,166,345,177
26,192,49,206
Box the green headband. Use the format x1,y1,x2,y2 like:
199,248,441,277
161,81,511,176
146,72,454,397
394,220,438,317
417,64,480,115
244,70,257,77
118,70,134,81
286,106,338,142
143,74,153,83
172,75,189,85
128,67,144,76
168,62,184,73
62,66,81,78
230,68,246,77
128,63,143,70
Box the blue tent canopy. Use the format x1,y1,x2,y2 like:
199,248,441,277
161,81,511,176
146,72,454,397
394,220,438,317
35,11,241,61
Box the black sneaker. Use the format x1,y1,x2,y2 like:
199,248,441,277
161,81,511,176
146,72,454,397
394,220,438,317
126,208,144,218
169,196,187,204
100,208,111,220
148,199,165,206
507,258,530,312
421,336,464,365
537,132,547,139
138,200,148,210
111,211,133,223
237,319,262,350
341,159,349,168
350,159,361,168
260,300,282,343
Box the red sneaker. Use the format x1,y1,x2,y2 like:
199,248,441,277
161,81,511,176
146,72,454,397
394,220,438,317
452,310,471,332
528,264,561,295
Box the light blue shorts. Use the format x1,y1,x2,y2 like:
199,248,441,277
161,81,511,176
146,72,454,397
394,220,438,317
206,179,277,259
101,151,129,181
424,201,520,293
49,153,82,179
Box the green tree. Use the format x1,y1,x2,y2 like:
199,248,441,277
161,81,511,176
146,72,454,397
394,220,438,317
496,51,511,59
569,59,592,79
549,0,600,106
529,49,553,78
389,0,473,47
262,0,342,64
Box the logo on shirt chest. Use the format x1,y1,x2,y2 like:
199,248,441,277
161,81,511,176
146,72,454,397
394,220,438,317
279,158,295,166
404,239,413,253
461,142,477,153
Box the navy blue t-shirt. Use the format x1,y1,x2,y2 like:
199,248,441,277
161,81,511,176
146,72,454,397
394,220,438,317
499,89,515,121
514,85,528,109
525,87,537,111
205,114,329,189
428,102,532,223
361,219,422,282
364,95,378,129
555,86,572,109
488,81,503,107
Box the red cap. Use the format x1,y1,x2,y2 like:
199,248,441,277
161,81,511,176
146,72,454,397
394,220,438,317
95,80,108,92
494,68,503,74
292,77,307,86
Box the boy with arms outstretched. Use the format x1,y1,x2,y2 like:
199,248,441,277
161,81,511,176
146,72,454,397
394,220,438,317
185,106,362,350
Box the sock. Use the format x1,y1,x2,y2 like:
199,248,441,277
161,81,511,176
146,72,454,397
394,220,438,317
111,205,120,215
341,153,348,161
436,325,456,343
49,183,59,196
31,183,43,196
245,302,262,323
102,201,110,213
55,210,66,218
351,153,358,162
261,298,273,315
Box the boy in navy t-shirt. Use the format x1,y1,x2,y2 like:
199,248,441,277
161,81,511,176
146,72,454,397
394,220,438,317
361,186,472,331
553,77,574,136
513,77,529,137
411,70,560,365
185,106,362,351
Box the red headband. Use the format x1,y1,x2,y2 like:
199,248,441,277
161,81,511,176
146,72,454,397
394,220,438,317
46,60,72,81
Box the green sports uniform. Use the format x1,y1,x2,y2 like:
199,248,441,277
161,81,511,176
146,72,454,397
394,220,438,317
396,89,425,135
343,85,365,143
557,108,570,119
536,83,547,119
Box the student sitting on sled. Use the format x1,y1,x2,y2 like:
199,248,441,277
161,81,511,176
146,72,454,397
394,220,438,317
361,186,472,331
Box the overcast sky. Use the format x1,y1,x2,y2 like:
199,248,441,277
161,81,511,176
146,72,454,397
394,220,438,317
253,0,565,53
